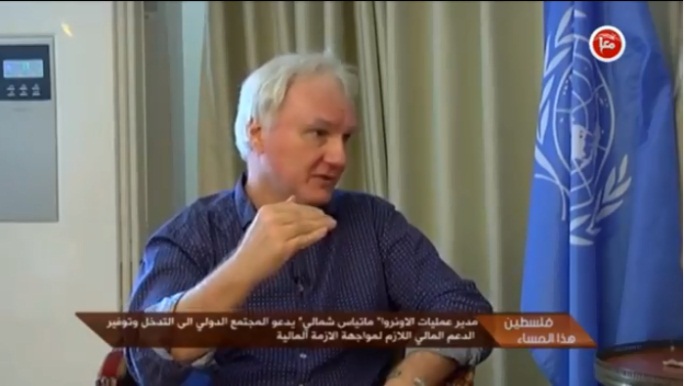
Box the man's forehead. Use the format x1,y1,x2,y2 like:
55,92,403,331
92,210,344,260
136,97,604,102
287,74,350,102
283,79,355,120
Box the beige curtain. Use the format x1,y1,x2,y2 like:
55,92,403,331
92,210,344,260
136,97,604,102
196,2,682,385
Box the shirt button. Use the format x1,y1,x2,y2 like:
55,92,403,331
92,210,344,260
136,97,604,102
299,353,307,359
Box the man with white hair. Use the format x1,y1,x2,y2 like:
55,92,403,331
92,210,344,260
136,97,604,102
125,51,493,386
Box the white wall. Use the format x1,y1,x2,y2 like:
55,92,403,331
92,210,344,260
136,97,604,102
0,2,120,385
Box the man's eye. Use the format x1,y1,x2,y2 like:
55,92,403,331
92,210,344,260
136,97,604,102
312,129,327,137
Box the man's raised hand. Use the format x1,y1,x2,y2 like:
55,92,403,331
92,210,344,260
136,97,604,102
235,196,336,282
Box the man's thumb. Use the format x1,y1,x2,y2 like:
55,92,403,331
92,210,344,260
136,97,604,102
286,195,296,203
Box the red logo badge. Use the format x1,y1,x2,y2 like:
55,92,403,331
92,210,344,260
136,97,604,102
589,25,625,63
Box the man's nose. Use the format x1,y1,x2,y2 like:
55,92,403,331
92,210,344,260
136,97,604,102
323,137,347,168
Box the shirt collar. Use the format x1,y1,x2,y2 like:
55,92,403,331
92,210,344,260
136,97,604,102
233,172,340,229
233,173,257,229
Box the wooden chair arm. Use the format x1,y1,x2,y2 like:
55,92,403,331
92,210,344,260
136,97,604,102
96,348,137,386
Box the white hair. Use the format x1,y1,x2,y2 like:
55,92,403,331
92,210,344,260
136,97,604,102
233,51,358,160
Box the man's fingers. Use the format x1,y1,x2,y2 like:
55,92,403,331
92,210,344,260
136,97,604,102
288,227,330,251
264,204,328,226
282,217,336,239
279,206,334,225
292,206,328,221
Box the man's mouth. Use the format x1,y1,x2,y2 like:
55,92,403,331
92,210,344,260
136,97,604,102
312,175,337,184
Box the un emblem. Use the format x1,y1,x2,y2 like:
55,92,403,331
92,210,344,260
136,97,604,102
534,7,632,246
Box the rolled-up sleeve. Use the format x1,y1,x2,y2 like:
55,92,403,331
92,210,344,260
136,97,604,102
125,234,214,385
376,204,494,367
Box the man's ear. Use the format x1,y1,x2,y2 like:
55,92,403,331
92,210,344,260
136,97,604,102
247,118,264,154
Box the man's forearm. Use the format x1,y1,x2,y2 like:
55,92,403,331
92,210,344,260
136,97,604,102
385,351,457,386
170,251,260,362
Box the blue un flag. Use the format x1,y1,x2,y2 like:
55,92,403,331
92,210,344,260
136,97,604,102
520,1,683,386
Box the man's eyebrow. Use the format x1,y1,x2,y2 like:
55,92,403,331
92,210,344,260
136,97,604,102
308,118,357,132
308,118,335,128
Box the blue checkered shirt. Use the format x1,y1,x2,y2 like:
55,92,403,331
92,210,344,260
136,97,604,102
125,176,493,385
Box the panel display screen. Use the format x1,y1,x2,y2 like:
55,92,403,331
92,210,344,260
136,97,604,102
3,59,44,79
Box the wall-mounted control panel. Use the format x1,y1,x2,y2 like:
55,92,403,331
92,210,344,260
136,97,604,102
0,36,57,222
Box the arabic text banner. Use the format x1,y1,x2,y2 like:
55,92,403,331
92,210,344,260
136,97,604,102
76,312,596,349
